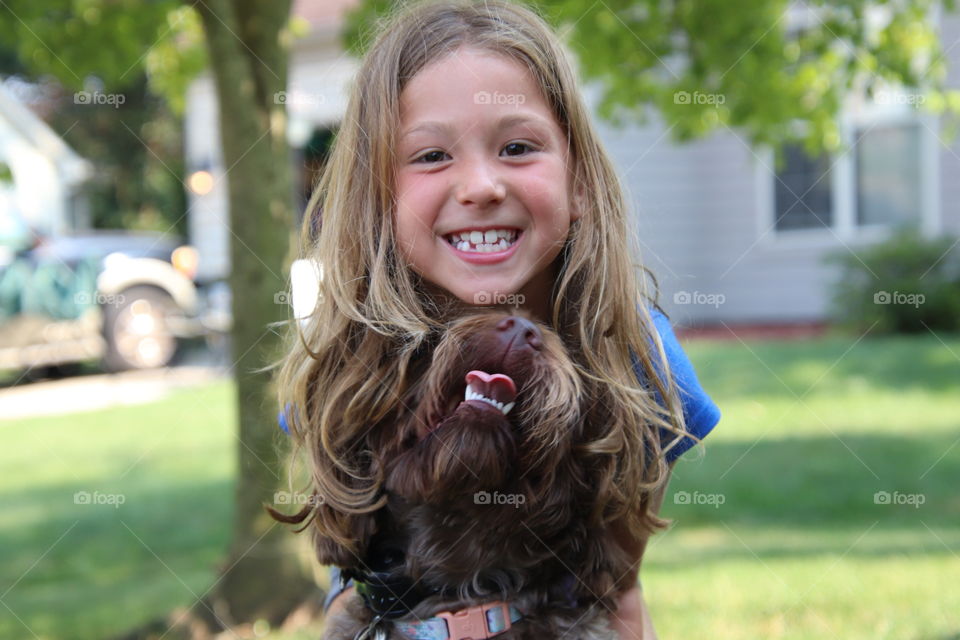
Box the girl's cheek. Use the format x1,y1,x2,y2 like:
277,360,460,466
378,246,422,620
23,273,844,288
399,174,445,209
396,169,428,197
395,181,445,233
516,166,559,200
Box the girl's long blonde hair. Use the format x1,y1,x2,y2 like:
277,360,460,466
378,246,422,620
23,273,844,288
276,0,699,554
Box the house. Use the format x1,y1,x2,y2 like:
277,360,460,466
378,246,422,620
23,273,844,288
588,7,960,327
0,80,92,257
183,1,960,327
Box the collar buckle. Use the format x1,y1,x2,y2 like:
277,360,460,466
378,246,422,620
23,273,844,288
393,601,522,640
436,601,513,639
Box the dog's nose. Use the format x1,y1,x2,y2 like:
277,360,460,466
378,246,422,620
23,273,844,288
495,316,543,351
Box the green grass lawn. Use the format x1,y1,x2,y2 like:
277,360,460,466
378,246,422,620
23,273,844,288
1,332,958,639
0,382,240,639
650,332,960,639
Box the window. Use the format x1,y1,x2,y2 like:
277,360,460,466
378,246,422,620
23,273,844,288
768,114,932,238
855,123,921,227
765,8,937,240
773,144,833,231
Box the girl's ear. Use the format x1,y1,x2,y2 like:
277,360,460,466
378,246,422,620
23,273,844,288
570,178,587,223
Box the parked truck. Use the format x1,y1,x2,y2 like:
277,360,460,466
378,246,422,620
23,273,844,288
0,231,230,372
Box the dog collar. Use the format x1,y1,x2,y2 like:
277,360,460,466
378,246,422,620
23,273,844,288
394,601,523,640
345,568,444,619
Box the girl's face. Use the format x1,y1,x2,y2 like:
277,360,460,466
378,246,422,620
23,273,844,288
393,47,581,321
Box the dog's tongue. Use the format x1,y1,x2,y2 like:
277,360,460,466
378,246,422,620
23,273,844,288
465,370,517,404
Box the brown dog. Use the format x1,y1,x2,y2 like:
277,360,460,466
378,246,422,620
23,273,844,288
273,311,649,639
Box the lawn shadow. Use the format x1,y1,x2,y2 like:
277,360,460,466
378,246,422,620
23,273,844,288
655,431,960,566
0,477,234,640
689,332,960,399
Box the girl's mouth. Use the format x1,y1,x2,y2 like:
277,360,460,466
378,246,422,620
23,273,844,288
442,229,523,264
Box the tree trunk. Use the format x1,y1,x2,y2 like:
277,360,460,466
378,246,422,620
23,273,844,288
195,0,318,626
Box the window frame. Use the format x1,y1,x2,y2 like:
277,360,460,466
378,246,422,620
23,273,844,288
756,102,940,250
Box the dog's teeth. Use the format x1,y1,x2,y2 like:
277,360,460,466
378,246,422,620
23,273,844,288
462,383,514,415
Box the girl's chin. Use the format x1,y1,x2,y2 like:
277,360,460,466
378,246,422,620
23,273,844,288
445,281,521,307
417,279,514,306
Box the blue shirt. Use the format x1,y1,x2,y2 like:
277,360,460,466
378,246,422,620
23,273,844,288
279,309,721,611
643,307,721,463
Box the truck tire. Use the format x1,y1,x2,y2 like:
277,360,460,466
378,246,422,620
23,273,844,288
102,285,179,372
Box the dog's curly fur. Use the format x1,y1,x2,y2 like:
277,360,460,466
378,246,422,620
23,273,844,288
270,310,662,639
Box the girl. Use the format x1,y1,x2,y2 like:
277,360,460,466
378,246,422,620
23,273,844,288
276,1,721,637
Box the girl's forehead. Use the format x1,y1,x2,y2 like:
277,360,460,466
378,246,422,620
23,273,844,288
413,46,522,77
402,48,536,98
398,47,556,125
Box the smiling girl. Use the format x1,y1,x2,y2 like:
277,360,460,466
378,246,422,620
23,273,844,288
393,46,580,322
276,2,721,638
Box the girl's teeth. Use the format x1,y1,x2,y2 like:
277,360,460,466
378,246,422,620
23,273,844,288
457,239,510,252
447,229,518,252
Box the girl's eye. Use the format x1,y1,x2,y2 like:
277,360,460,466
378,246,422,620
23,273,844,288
414,150,449,164
412,142,537,164
502,142,535,157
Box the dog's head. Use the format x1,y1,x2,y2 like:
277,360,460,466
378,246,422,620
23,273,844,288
268,311,591,571
384,311,583,504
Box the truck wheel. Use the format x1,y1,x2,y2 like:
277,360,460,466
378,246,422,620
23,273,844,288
102,286,179,371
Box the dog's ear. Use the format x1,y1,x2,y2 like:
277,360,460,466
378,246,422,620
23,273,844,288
264,495,379,568
311,506,379,567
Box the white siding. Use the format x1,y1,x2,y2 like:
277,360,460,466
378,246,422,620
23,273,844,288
589,87,836,325
590,8,960,326
940,11,960,236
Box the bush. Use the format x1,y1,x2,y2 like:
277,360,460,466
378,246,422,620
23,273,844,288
825,225,960,334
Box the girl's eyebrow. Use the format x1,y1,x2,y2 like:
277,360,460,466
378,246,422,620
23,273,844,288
400,114,552,140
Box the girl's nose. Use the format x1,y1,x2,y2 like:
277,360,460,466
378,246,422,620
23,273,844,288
455,158,506,207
